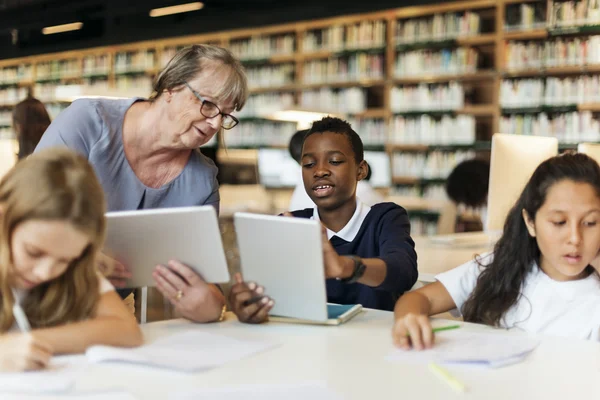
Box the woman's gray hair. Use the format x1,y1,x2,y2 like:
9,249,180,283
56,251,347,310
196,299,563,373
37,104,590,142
149,44,248,111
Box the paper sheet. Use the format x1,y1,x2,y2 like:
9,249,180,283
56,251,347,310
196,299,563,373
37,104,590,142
387,330,539,368
0,359,82,394
87,330,278,372
170,383,346,400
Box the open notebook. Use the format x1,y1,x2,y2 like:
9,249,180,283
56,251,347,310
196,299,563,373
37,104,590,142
269,304,363,326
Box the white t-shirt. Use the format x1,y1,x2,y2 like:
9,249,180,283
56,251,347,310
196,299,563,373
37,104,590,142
9,273,114,332
437,253,600,340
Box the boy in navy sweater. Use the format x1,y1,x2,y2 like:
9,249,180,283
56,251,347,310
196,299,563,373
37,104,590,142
229,117,418,323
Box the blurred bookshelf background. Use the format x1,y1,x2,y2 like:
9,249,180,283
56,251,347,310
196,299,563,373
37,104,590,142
4,0,600,234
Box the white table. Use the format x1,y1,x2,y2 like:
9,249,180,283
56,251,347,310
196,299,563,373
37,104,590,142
52,310,600,399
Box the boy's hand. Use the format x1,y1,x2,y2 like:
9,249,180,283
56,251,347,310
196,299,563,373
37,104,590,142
320,225,353,279
392,313,435,351
228,273,274,324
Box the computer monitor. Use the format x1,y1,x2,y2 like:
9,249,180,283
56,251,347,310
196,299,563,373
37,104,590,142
364,151,391,188
257,148,299,188
486,134,558,232
577,143,600,165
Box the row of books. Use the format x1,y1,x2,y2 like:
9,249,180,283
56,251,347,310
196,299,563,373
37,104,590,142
114,76,152,92
0,87,28,105
83,55,110,76
389,115,476,145
390,82,464,112
303,21,386,52
246,64,295,90
500,112,600,142
230,35,295,60
548,0,600,27
236,93,295,118
0,111,11,126
299,87,367,114
505,36,600,70
395,11,481,44
501,76,600,108
391,150,476,180
302,54,385,84
0,64,32,84
225,121,298,147
348,118,387,145
394,48,478,77
36,59,80,81
113,50,156,73
505,2,547,31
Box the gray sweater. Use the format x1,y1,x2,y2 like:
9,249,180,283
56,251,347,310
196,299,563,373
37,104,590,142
36,98,220,212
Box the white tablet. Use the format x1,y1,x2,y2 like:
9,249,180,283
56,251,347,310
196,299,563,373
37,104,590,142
234,212,330,322
104,206,230,288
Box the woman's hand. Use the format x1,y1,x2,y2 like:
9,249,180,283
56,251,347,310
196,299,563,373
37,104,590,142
228,273,274,324
391,313,435,351
152,260,225,323
97,252,132,288
0,333,53,372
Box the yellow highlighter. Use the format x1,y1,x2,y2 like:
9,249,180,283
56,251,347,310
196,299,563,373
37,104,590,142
428,362,467,393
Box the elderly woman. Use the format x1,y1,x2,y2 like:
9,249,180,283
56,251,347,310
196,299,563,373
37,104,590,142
35,45,248,322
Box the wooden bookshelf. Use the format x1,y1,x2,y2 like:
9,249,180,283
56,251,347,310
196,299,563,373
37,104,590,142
3,0,598,220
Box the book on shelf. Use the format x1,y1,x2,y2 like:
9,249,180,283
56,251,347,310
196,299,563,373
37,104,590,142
548,0,600,28
395,12,481,45
394,48,479,78
304,21,386,53
500,112,600,143
230,34,296,60
505,2,547,31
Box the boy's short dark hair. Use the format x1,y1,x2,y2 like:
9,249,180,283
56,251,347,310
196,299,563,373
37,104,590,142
445,158,490,208
305,117,364,163
288,129,308,164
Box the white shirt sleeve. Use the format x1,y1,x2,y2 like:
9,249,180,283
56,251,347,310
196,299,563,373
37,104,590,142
96,272,115,294
435,252,493,315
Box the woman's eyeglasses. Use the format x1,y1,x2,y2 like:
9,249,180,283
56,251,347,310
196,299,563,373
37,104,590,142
184,82,239,130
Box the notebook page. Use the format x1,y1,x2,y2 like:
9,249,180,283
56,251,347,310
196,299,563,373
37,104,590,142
87,330,278,372
387,330,539,367
0,359,83,394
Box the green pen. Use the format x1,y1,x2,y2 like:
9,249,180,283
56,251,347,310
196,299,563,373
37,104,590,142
407,324,461,337
432,324,461,333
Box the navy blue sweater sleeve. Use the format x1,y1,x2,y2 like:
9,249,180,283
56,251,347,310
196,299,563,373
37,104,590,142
374,206,418,295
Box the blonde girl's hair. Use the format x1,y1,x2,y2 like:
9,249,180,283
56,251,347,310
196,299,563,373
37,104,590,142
0,148,107,331
149,44,248,111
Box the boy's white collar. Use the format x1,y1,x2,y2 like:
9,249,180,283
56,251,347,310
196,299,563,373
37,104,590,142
311,199,371,242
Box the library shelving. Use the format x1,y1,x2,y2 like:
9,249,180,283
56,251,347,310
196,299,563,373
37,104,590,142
3,0,600,233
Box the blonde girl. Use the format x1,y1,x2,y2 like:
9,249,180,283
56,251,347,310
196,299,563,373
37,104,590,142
0,148,142,372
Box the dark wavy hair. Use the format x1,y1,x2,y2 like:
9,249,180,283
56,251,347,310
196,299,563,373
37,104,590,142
462,152,600,326
12,97,51,159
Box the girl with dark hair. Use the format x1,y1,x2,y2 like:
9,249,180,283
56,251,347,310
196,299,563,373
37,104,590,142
392,152,600,349
12,97,51,160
